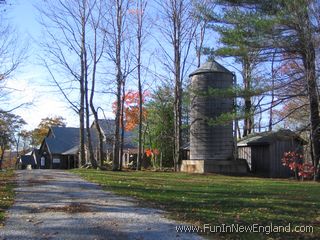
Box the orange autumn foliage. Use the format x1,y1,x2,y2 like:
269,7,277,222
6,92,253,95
113,91,148,131
145,148,159,157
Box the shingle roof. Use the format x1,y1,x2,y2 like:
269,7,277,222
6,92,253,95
96,119,137,149
237,129,307,146
189,60,232,77
61,145,79,155
45,127,80,155
44,120,137,155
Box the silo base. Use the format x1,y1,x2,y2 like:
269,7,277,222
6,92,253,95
180,159,247,174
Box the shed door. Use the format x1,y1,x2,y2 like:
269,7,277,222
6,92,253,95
251,145,270,176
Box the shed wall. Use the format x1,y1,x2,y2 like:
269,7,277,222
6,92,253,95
269,140,302,178
251,145,270,176
238,139,304,178
238,146,252,171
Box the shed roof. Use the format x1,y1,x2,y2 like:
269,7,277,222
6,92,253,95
237,129,307,146
189,61,232,77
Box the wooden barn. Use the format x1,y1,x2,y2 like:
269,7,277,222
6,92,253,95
39,127,80,169
38,120,138,169
238,129,306,178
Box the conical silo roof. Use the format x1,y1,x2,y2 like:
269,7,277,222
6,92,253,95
189,60,232,77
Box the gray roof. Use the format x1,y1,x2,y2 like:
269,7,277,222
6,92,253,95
95,119,137,149
189,61,232,77
44,120,137,155
61,145,79,155
45,127,80,155
45,126,108,154
237,129,307,146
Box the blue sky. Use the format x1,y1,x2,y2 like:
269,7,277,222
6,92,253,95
5,0,101,129
4,0,273,132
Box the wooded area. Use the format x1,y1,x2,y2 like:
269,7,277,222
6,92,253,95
0,0,320,179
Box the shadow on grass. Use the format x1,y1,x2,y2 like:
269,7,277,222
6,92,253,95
72,169,320,240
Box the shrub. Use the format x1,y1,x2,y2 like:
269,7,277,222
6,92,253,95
281,151,315,180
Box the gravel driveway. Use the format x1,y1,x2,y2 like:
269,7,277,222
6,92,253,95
0,170,203,240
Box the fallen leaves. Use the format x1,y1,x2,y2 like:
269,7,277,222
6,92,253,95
42,203,90,214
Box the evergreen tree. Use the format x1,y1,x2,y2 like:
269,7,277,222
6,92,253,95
209,0,320,178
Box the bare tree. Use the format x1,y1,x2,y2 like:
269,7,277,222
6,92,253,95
88,1,107,166
103,0,132,171
268,50,277,131
193,0,213,68
0,2,28,112
38,0,102,167
156,0,198,171
128,0,149,170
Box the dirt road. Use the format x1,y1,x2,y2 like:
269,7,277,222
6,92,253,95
0,170,202,240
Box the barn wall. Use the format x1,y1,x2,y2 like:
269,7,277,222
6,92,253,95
51,154,62,169
51,155,76,169
39,143,51,169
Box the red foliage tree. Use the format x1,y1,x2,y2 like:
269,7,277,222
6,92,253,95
112,91,148,131
281,151,315,180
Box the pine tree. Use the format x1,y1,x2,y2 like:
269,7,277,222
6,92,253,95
210,0,320,179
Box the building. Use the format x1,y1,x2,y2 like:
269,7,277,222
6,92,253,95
238,129,306,178
16,148,39,169
181,61,247,174
17,155,37,169
39,127,80,169
38,119,138,169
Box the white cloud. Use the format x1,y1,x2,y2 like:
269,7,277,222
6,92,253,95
7,70,115,130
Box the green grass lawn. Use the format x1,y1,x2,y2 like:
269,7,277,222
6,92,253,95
0,170,15,226
72,169,320,239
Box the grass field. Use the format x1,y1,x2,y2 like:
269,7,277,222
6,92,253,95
72,169,320,239
0,170,15,226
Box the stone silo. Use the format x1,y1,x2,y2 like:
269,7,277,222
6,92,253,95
181,61,247,174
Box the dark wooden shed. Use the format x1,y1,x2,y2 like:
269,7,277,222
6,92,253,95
18,155,37,169
238,129,306,178
39,127,80,169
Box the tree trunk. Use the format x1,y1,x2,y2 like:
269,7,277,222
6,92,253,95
119,79,126,170
79,1,87,166
89,5,105,167
83,37,97,168
90,78,104,166
113,84,121,171
79,88,86,166
136,0,143,170
0,146,4,170
173,8,182,172
85,77,97,168
112,0,123,171
269,51,276,132
137,64,143,170
301,9,320,180
303,45,320,180
197,22,206,68
242,58,253,137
